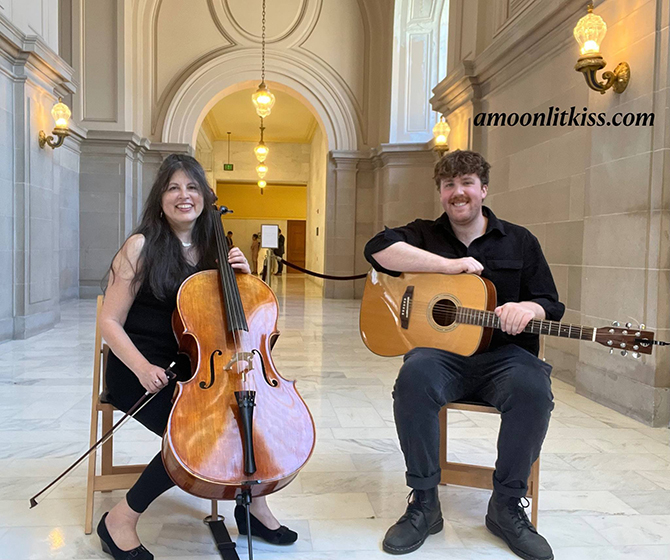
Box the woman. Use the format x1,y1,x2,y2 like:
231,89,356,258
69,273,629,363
98,155,296,560
250,233,260,275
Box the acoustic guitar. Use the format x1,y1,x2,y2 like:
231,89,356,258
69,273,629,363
359,270,656,359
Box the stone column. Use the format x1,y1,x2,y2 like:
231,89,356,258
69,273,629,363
325,153,361,299
78,136,191,298
0,14,78,340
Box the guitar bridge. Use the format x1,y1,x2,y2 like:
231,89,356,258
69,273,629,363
400,286,414,329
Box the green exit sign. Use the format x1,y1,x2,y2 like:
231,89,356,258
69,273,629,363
223,163,234,171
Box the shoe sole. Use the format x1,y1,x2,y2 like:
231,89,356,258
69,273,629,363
485,517,554,560
382,518,444,555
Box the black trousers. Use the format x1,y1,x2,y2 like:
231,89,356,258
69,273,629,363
393,344,554,498
107,376,177,514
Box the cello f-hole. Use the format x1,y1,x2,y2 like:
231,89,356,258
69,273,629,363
252,348,278,387
201,349,222,389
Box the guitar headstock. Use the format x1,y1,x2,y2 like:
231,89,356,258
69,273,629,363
595,322,654,358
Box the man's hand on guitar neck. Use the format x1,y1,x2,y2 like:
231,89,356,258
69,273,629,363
495,301,546,335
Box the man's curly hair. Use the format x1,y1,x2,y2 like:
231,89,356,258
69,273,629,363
433,150,491,190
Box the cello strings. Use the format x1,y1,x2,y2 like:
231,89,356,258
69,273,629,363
217,208,248,389
214,209,242,364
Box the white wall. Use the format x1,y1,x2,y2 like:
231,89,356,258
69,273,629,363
213,140,310,185
0,0,58,51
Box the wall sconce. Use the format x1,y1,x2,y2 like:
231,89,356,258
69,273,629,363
573,3,630,94
39,98,71,149
432,115,450,157
258,179,267,194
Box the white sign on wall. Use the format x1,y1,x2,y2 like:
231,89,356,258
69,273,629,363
261,224,279,249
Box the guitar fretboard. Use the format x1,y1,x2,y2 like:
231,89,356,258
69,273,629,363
457,307,595,341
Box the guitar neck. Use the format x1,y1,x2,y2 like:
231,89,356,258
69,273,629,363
459,308,595,341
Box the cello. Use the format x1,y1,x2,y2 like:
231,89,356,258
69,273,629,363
162,205,315,537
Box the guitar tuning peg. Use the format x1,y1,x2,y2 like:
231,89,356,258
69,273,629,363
620,350,628,357
612,321,620,327
609,348,614,355
640,324,646,330
625,322,632,328
632,352,641,359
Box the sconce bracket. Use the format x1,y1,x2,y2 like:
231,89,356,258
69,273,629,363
575,55,630,94
39,129,70,149
433,145,449,158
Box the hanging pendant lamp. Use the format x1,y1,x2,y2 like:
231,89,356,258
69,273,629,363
252,0,276,118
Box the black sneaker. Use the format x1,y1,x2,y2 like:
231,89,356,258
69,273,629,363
485,493,553,560
382,488,444,555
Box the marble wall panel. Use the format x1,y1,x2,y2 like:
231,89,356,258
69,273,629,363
582,213,650,269
544,221,584,267
569,173,585,221
487,178,571,226
581,266,646,325
585,152,653,217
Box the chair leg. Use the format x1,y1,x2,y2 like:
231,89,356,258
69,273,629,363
438,407,448,474
85,412,98,535
101,407,114,479
530,457,540,528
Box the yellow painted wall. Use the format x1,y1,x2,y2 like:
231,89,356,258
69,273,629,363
216,182,307,220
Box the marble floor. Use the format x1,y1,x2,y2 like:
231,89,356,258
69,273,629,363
1,276,669,560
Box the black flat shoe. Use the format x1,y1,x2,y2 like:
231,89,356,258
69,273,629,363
234,505,298,545
97,512,154,560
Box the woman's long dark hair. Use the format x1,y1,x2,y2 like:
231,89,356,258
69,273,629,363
107,154,219,300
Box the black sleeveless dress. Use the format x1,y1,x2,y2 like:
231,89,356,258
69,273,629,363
104,265,197,436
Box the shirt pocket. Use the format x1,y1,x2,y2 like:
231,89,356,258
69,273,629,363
486,259,523,303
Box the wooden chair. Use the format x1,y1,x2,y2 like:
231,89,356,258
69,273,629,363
84,295,147,534
438,339,545,527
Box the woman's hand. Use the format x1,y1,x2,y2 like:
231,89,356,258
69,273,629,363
228,247,251,274
136,363,170,393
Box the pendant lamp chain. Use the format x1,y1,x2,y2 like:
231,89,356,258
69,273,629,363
251,0,275,118
261,0,266,83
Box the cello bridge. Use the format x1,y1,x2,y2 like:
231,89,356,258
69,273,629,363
224,352,255,380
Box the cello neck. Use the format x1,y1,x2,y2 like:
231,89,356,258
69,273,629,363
212,205,248,332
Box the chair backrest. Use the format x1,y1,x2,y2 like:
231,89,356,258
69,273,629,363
92,295,111,403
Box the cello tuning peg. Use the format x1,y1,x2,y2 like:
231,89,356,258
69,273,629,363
640,323,646,330
612,321,620,327
620,350,628,357
609,348,614,355
625,322,632,328
632,352,641,359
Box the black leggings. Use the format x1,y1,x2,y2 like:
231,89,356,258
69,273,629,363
106,356,178,514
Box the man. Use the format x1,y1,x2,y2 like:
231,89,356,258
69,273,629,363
364,150,563,560
226,230,234,249
274,228,285,275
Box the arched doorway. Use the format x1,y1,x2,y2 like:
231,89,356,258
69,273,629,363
195,84,327,289
159,50,364,297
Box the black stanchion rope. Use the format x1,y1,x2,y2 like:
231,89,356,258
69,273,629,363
278,258,367,281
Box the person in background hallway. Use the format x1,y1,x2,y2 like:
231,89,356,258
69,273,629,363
97,154,297,560
365,150,562,560
251,233,260,275
226,230,234,249
274,228,285,275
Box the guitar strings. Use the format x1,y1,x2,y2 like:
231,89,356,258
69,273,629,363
407,300,595,340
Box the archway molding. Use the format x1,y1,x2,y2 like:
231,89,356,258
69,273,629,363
161,49,362,152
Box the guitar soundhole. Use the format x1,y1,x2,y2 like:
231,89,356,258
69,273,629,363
431,299,457,327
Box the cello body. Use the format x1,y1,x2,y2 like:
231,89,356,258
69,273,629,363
162,269,315,500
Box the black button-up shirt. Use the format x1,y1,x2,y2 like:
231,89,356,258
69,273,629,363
363,207,565,356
